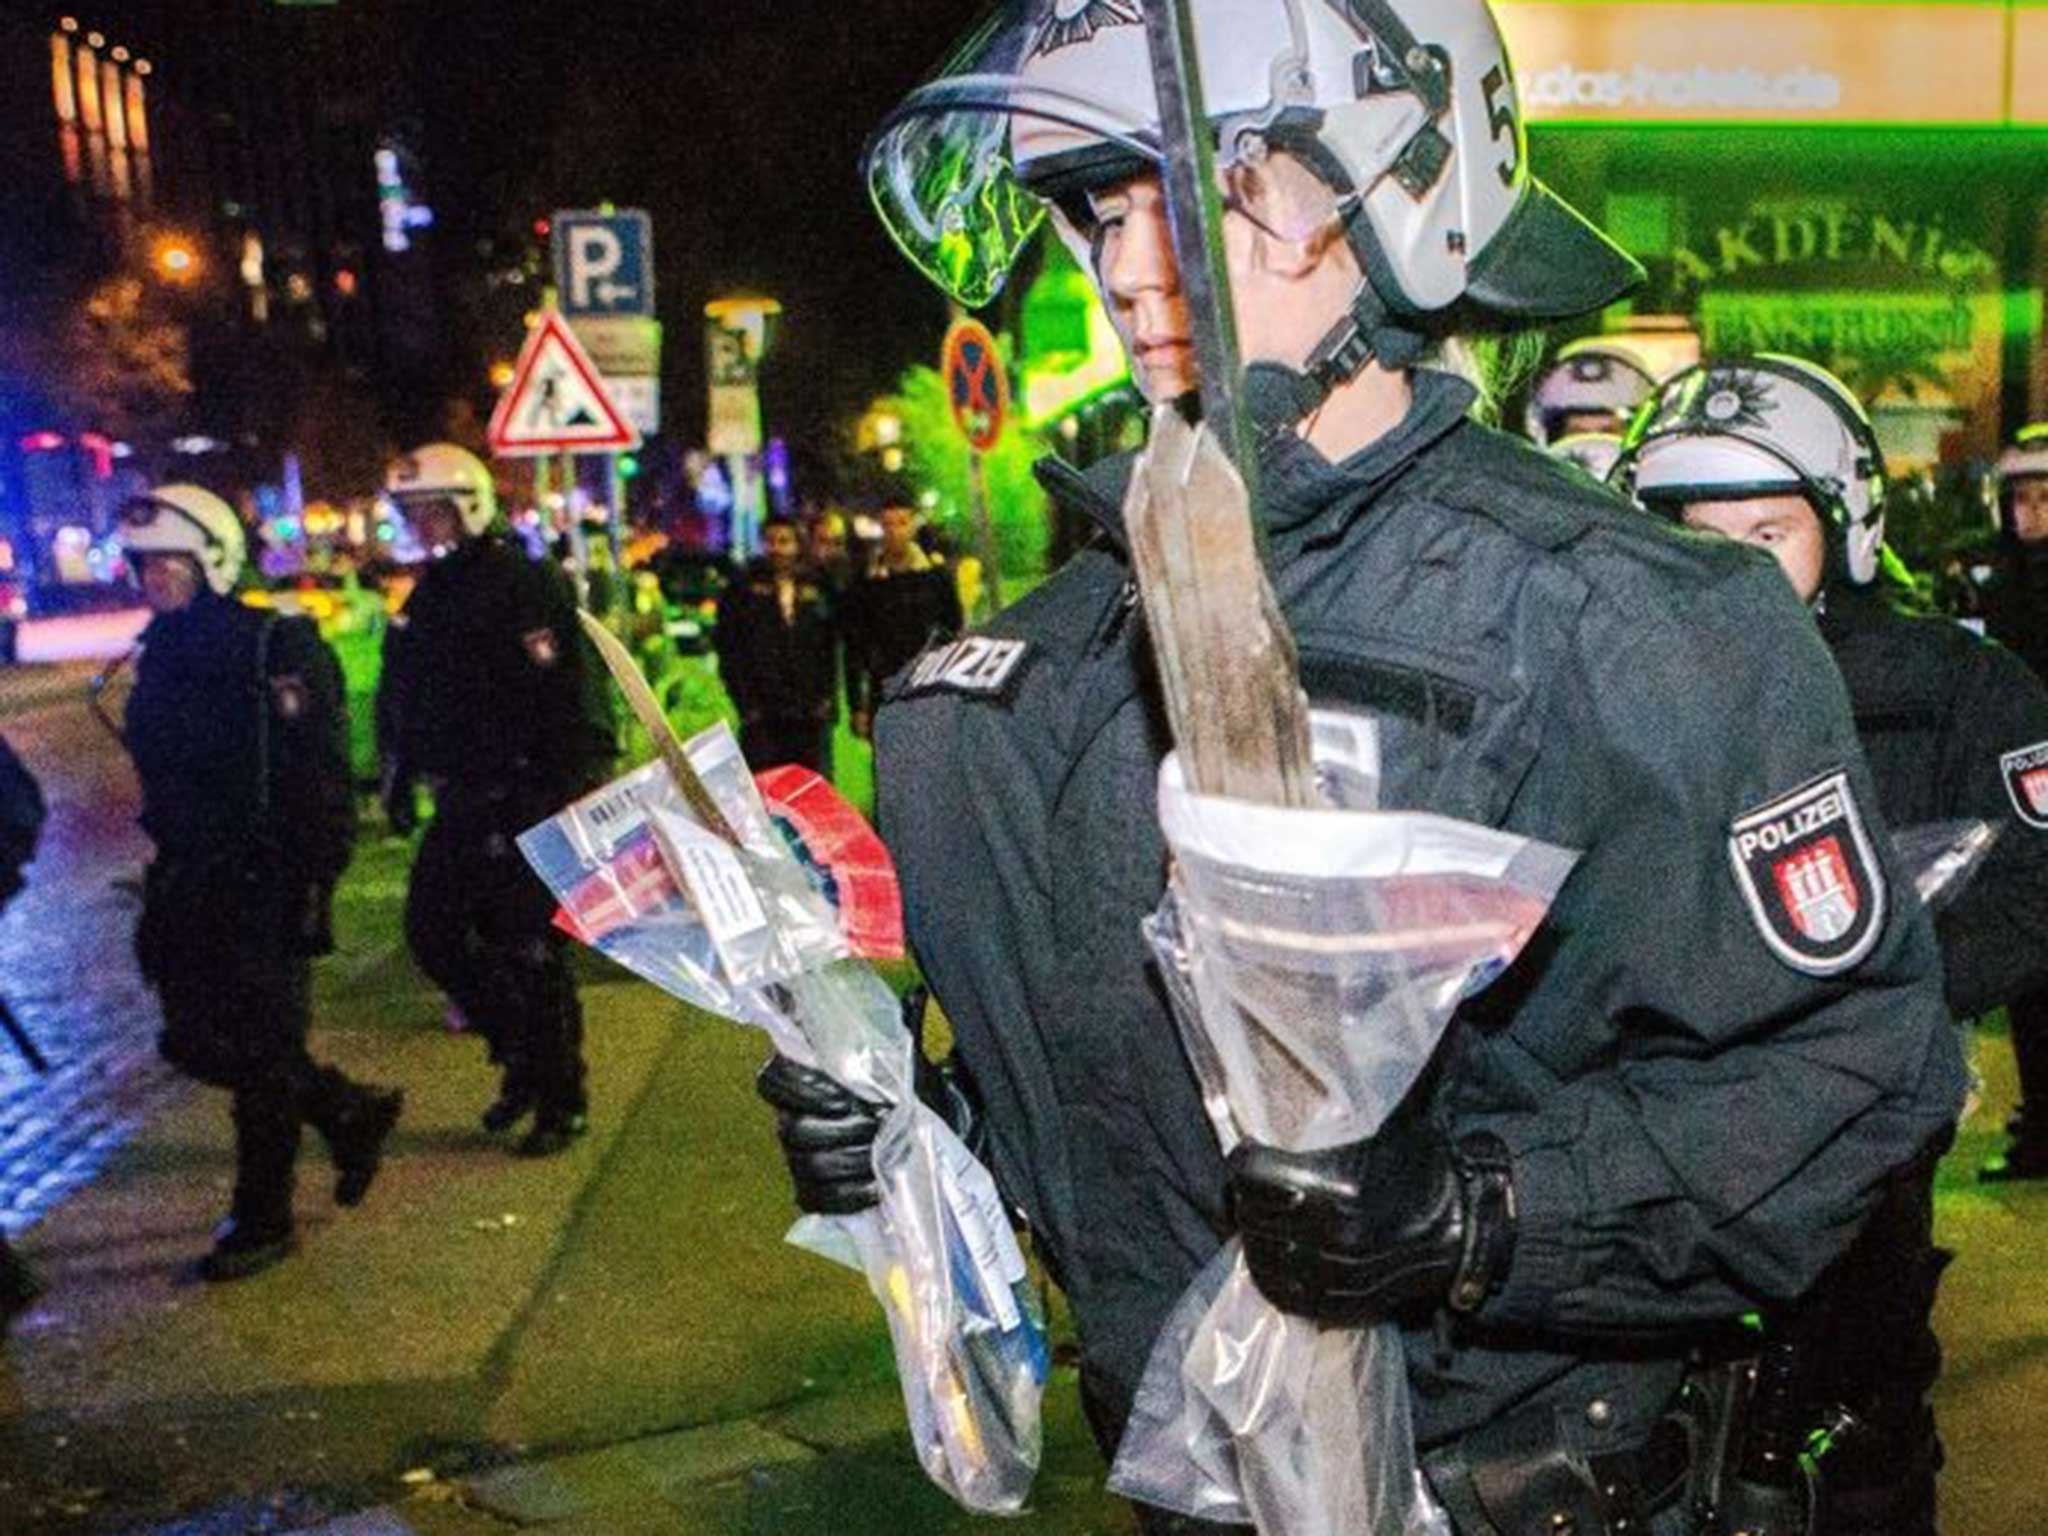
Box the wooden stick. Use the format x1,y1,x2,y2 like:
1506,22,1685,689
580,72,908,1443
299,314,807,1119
1123,405,1316,807
576,609,740,846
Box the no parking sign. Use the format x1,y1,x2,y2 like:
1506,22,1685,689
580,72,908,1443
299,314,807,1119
942,319,1008,453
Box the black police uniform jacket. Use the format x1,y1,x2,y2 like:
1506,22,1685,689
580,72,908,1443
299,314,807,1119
128,593,355,959
1820,581,2048,1018
1982,547,2048,682
378,535,614,807
712,559,839,724
874,370,1963,1459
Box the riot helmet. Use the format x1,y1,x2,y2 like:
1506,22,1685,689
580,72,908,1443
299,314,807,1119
385,443,499,538
1617,354,1887,589
1524,340,1656,447
1991,424,2048,547
118,484,247,597
863,0,1642,431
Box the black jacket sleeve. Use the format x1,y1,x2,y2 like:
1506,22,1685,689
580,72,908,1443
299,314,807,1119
1932,639,2048,1017
267,616,356,890
516,560,616,797
1461,560,1964,1335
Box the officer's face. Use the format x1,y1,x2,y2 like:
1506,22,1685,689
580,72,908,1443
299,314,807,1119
1083,157,1359,405
1560,409,1625,438
1681,494,1828,604
400,497,463,554
2013,477,2048,542
135,553,202,614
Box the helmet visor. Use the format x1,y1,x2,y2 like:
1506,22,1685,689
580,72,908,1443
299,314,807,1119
863,0,1331,306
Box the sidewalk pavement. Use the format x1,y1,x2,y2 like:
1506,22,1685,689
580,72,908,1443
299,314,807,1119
0,830,1129,1535
2,824,2045,1534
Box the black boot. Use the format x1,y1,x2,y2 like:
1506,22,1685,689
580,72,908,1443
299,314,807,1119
199,1217,297,1283
515,1109,589,1159
330,1086,404,1207
1978,1132,2048,1182
481,1083,536,1135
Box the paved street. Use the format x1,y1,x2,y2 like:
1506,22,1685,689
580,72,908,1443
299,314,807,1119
0,666,2039,1535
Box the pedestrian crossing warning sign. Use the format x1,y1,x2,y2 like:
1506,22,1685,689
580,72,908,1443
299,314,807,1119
488,309,641,457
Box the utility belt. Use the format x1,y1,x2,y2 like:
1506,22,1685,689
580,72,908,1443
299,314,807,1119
1422,1349,1832,1536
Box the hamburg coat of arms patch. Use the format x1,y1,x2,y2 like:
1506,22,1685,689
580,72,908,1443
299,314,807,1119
2001,740,2048,830
1728,769,1887,977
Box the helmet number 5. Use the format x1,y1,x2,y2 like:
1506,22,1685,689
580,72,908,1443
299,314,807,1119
1481,66,1519,189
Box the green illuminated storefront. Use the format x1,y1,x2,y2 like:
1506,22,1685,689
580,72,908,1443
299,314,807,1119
1501,0,2048,469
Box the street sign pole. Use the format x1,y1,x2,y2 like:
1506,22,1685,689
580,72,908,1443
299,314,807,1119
966,448,1002,618
606,452,627,623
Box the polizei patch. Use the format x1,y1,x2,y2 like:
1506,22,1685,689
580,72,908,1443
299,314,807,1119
897,635,1033,702
1728,770,1885,977
2002,740,2048,829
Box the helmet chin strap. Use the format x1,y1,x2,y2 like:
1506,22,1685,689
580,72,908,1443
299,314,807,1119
1241,281,1427,441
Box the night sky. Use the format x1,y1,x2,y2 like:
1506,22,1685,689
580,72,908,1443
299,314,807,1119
52,0,999,459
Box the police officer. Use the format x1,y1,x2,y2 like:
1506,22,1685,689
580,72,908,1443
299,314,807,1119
1524,340,1658,449
120,486,399,1281
711,512,839,775
378,445,615,1157
1979,424,2048,1179
1614,356,2048,1535
759,5,1962,1533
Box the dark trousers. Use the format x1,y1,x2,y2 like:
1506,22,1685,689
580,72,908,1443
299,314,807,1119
738,716,832,778
2006,984,2048,1130
404,793,585,1121
1805,1136,1951,1536
153,941,376,1235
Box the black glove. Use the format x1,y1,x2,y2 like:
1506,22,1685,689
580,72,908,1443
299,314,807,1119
756,1053,888,1215
755,986,985,1217
1228,1107,1516,1327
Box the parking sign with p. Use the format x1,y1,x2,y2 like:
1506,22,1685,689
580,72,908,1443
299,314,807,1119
552,209,654,318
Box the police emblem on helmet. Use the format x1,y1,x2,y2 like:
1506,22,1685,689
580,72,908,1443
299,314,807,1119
1728,770,1885,976
1690,370,1775,432
2001,741,2048,829
1032,0,1144,57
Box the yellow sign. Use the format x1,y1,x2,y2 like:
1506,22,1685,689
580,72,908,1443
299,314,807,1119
1496,2,2009,124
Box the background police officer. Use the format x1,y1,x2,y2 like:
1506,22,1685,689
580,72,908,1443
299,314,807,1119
1615,356,2048,1535
763,5,1961,1533
1979,424,2048,1179
379,445,615,1157
120,485,399,1282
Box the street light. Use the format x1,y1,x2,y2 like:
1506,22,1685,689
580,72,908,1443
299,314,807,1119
704,294,781,557
151,235,199,282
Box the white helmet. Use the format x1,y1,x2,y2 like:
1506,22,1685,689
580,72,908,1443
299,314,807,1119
1616,354,1888,587
1991,424,2048,540
1551,432,1623,483
385,442,498,537
865,0,1641,423
118,485,247,597
1524,341,1656,447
